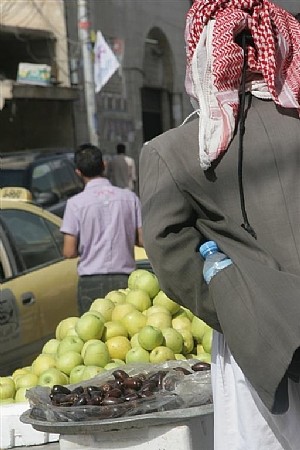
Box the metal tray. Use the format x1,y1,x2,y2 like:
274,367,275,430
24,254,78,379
20,403,213,435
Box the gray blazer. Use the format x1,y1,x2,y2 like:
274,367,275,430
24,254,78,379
139,95,300,413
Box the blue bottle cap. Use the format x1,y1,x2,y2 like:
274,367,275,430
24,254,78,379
199,241,218,258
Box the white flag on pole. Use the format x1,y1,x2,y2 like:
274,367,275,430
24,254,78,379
94,31,120,93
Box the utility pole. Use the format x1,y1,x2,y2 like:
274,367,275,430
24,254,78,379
78,0,99,145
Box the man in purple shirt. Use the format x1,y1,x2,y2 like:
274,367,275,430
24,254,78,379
60,143,143,314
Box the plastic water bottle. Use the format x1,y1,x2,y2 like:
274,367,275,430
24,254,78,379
199,241,233,284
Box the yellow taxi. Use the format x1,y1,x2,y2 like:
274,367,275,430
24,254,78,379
0,188,79,375
0,187,149,376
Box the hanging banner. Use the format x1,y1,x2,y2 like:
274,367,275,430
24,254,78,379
94,30,120,93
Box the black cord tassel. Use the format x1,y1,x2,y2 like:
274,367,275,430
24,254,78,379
237,32,257,240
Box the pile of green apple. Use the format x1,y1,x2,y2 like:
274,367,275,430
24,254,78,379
0,269,212,404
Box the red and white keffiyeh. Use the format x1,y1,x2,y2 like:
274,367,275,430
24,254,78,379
185,0,300,169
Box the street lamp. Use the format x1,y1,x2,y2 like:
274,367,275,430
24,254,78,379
77,0,99,146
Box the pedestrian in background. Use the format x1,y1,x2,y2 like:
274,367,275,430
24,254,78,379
108,142,137,191
61,143,143,315
139,0,300,449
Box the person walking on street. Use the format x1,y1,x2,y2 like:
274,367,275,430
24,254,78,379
108,143,137,191
61,143,143,315
139,1,300,449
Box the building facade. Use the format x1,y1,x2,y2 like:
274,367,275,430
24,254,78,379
0,0,77,152
65,0,299,168
0,0,298,157
65,0,194,166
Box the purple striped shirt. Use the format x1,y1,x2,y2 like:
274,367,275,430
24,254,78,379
60,178,142,275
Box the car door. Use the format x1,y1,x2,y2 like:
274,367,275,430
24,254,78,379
0,207,78,375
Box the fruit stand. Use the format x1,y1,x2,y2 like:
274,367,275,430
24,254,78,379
21,360,213,450
1,269,214,449
21,403,213,450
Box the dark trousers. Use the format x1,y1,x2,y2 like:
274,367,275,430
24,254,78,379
77,274,129,315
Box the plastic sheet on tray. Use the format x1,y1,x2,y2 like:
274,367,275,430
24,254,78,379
26,359,212,422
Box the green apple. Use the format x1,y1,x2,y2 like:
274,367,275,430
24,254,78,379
56,351,83,375
173,308,186,318
15,387,29,403
105,290,126,305
152,291,180,315
128,269,160,298
69,365,86,384
125,347,150,364
191,316,209,343
118,288,130,295
193,352,211,363
83,341,110,367
104,359,126,370
185,353,197,359
12,367,31,380
202,327,213,354
104,361,122,370
56,317,79,340
106,336,131,361
38,367,68,387
81,339,100,358
57,335,84,356
31,354,56,376
66,327,79,337
102,320,128,341
145,305,171,317
82,310,106,322
149,346,175,364
111,303,136,322
146,312,172,330
90,298,115,322
196,344,205,355
178,329,195,354
130,333,142,348
121,309,147,337
126,289,151,312
42,338,60,354
81,366,106,381
174,353,187,360
127,269,144,288
138,325,164,351
179,307,194,321
162,328,184,353
111,358,125,365
75,313,105,341
0,377,16,400
15,373,38,390
172,316,192,333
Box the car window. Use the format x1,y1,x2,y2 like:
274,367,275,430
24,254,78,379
0,169,28,188
50,159,81,197
1,210,61,271
0,238,13,281
46,220,64,253
31,163,55,194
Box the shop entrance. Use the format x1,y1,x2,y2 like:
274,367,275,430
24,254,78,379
141,87,163,142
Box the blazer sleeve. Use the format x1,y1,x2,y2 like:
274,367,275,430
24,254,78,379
139,142,220,330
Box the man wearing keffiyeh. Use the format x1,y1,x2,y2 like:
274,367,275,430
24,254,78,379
139,1,300,448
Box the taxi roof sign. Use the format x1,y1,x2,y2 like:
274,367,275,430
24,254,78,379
0,187,33,201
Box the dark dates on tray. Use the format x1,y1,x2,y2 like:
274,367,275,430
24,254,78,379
50,363,210,411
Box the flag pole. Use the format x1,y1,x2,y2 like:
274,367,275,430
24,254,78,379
78,0,99,146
